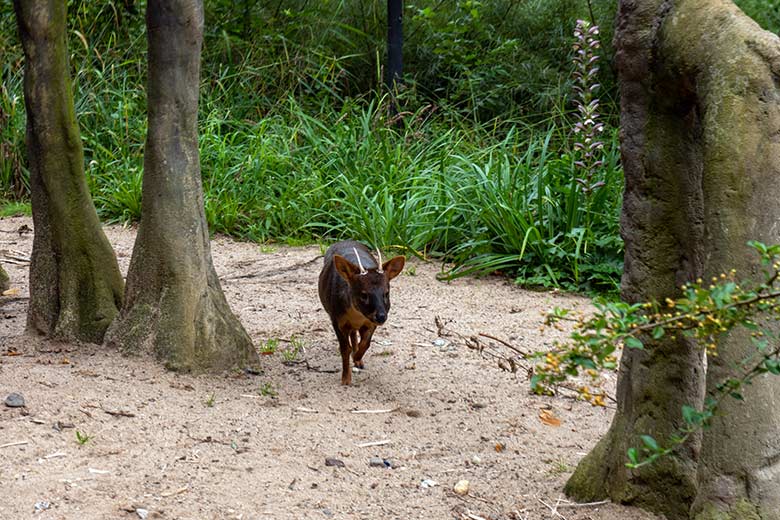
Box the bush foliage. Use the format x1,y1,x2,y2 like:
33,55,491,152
0,1,777,291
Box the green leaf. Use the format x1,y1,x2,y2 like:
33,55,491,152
627,447,639,465
640,435,659,452
652,326,665,339
624,336,644,349
681,405,697,425
765,359,780,375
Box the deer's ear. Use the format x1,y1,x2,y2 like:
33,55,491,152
382,256,405,281
334,255,359,282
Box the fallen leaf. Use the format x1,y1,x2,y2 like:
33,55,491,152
2,287,20,296
494,442,505,453
539,409,562,427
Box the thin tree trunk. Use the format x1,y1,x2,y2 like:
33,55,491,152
14,0,124,343
104,0,259,372
566,1,780,518
386,0,403,90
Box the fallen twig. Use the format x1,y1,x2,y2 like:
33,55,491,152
351,408,397,414
224,255,323,281
160,485,190,498
102,407,135,418
0,440,29,449
556,499,609,508
478,333,530,357
44,451,67,459
537,498,567,520
356,439,391,448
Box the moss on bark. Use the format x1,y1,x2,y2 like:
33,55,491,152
0,264,10,293
568,1,780,518
104,0,259,372
13,0,123,343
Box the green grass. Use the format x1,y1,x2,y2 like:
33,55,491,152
0,201,31,218
0,0,635,292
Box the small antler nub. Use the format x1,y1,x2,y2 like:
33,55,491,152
353,247,368,275
376,248,383,273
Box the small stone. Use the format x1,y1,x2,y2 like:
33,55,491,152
368,457,384,467
432,338,448,347
406,409,422,418
5,393,25,408
33,501,50,513
136,509,149,520
321,508,333,517
471,455,482,465
324,458,345,468
454,479,470,495
420,479,438,489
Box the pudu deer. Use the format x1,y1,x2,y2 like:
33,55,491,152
318,241,405,385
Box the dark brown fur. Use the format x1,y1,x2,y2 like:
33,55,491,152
318,241,405,385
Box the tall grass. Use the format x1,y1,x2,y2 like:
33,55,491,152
0,1,632,292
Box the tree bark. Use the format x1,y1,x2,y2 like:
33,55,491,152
14,0,124,343
104,0,259,372
564,3,706,518
566,1,780,519
0,264,10,293
677,2,780,518
386,0,403,116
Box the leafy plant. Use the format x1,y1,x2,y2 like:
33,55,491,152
259,338,279,355
536,241,780,467
259,382,278,397
75,430,91,446
281,335,306,363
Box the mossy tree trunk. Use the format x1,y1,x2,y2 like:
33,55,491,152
104,0,259,372
14,0,124,343
679,2,780,518
565,1,780,519
0,264,10,293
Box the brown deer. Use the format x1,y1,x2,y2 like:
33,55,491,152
318,241,405,385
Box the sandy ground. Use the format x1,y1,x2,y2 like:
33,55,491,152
0,216,661,520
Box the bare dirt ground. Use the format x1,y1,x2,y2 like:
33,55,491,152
0,216,660,520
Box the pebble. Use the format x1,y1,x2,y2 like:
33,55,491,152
471,455,482,465
324,458,345,468
406,409,422,418
420,479,438,489
136,509,149,520
368,457,384,467
454,479,470,495
33,501,50,513
432,338,448,347
5,393,25,408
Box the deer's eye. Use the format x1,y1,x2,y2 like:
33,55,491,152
359,294,370,305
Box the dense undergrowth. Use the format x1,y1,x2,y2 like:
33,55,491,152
1,0,778,293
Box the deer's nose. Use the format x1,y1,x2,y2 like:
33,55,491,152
375,311,387,324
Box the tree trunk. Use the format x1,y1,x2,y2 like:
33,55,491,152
566,1,780,519
677,2,780,518
0,264,10,293
14,0,124,343
564,4,707,518
386,0,403,115
104,0,259,372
